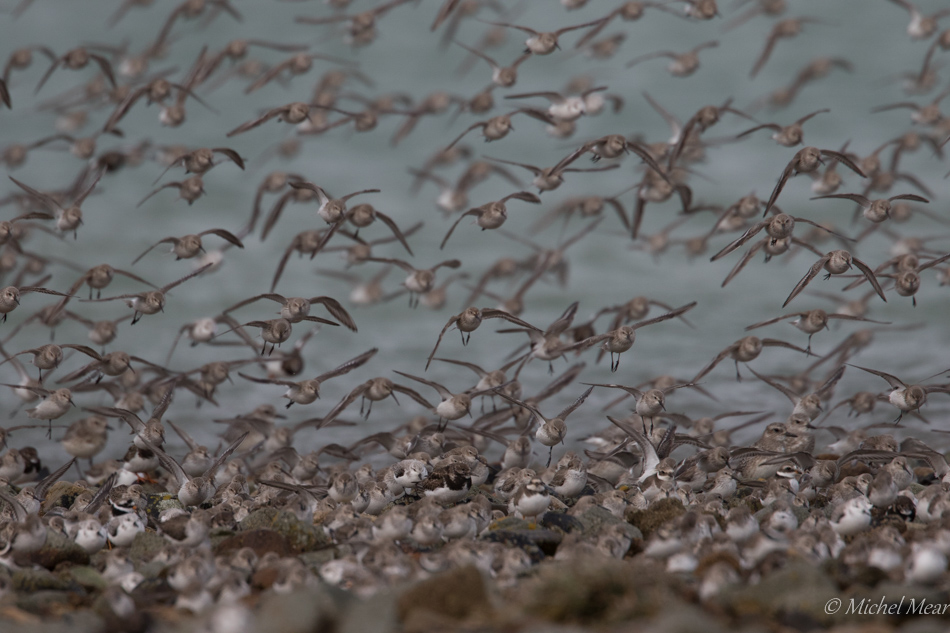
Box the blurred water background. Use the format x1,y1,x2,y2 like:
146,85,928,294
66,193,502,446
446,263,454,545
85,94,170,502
1,0,948,466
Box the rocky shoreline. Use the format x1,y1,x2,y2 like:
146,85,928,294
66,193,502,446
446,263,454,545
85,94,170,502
3,474,950,633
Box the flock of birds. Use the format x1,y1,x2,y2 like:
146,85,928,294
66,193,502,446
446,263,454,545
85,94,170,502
1,0,950,624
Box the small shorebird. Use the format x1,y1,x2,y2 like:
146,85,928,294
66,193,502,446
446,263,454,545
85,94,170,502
493,385,594,466
849,364,950,424
453,40,530,87
393,370,478,427
226,102,327,137
82,263,213,324
0,283,73,323
810,192,929,224
482,18,606,55
886,0,950,40
137,175,207,207
572,301,697,371
224,293,357,330
238,348,377,408
505,85,608,122
363,257,462,307
585,381,696,432
575,3,676,49
132,228,244,264
57,264,157,304
626,40,719,77
286,181,380,225
444,110,554,150
744,308,889,352
144,433,247,506
9,169,104,238
763,147,866,216
783,250,886,308
224,315,337,356
305,377,434,427
0,385,75,425
425,307,539,369
736,109,829,147
34,47,117,94
693,335,810,382
749,17,825,78
440,191,541,249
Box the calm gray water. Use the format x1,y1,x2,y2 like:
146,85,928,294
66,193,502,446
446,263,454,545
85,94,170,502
1,0,948,466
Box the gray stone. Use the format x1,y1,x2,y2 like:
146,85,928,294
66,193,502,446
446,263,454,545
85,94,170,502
238,508,331,553
21,528,89,570
144,493,184,524
254,586,343,633
67,565,107,591
339,592,397,633
575,506,642,541
41,481,87,513
717,560,840,627
129,530,166,564
397,565,492,625
11,568,78,593
481,516,562,559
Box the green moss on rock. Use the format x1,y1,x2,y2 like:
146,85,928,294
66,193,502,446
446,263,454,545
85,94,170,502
238,508,330,553
625,498,685,539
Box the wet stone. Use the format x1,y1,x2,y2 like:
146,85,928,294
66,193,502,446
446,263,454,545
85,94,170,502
214,528,294,558
518,559,678,624
143,493,184,524
238,508,331,553
397,565,492,626
20,528,89,570
67,566,108,591
254,586,345,633
718,560,841,626
575,506,643,541
41,481,87,513
12,568,79,593
482,516,562,559
625,498,686,539
539,511,585,534
128,530,166,564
